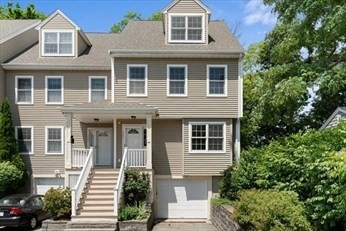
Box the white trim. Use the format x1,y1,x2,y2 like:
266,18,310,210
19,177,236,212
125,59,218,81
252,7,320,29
88,76,108,102
167,64,188,97
45,126,64,155
188,122,226,153
41,29,75,57
113,119,117,168
15,75,34,105
45,76,64,105
162,0,212,14
238,57,243,117
127,64,148,97
207,65,228,97
168,13,206,44
87,127,113,166
319,107,346,131
111,57,115,103
15,126,34,155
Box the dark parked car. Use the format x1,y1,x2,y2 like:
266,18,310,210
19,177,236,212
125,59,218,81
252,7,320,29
0,194,50,229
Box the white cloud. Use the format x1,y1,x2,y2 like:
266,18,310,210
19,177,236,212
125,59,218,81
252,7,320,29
244,0,277,26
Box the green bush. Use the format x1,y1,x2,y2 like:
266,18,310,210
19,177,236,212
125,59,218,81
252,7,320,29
123,168,150,207
220,124,346,230
0,162,23,198
210,197,233,207
118,203,150,221
43,187,71,220
234,189,312,231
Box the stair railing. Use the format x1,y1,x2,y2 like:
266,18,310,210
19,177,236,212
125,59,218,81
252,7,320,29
114,147,128,216
71,147,94,217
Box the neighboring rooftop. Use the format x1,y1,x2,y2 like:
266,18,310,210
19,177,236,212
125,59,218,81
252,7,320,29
0,19,40,43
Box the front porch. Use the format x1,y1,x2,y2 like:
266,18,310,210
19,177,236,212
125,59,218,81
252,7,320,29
59,101,158,220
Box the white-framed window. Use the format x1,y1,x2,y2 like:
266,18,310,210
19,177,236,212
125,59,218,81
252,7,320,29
15,76,34,104
45,76,64,104
45,126,63,155
42,30,74,56
167,64,188,97
15,126,34,155
89,76,107,102
207,65,228,97
169,14,205,43
189,122,226,153
127,65,148,97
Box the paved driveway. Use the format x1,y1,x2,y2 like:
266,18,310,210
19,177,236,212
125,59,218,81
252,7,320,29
153,222,217,231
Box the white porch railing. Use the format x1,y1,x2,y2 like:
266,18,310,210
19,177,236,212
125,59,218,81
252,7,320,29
72,149,89,168
114,147,128,217
127,149,147,167
71,147,94,217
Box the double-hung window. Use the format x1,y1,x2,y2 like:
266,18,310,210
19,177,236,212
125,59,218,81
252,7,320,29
127,65,148,97
46,127,63,154
207,65,227,96
15,127,33,154
170,14,204,43
89,76,107,102
43,31,74,56
190,122,225,152
16,76,33,104
167,65,188,96
46,76,63,104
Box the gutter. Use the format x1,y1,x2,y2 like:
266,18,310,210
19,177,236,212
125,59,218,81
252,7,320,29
60,107,158,115
1,63,110,71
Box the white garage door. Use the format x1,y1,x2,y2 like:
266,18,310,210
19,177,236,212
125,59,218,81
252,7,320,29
156,179,208,219
36,178,64,195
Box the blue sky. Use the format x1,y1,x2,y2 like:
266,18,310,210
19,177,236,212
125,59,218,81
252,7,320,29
9,0,277,49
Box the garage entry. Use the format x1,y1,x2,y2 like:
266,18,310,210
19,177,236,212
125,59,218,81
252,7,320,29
156,179,208,219
35,178,64,195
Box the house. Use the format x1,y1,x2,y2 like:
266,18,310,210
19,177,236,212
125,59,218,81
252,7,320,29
1,0,244,221
319,107,346,131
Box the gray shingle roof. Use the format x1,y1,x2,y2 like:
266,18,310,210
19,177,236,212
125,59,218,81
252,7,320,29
4,20,243,67
0,19,40,43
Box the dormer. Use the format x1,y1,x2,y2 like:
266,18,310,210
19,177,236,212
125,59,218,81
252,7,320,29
162,0,212,44
35,10,91,57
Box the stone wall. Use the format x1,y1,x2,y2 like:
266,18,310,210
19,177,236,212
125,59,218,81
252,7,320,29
211,205,243,231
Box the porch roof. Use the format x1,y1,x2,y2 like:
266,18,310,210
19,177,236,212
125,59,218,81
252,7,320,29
60,100,158,122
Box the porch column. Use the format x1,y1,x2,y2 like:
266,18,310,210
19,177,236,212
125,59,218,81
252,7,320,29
64,113,73,169
113,118,117,168
146,115,152,169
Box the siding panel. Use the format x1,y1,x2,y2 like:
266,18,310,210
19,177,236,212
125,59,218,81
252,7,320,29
168,0,206,13
115,58,239,118
41,14,75,29
183,118,232,175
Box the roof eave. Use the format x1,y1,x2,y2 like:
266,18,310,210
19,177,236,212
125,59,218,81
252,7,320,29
60,107,158,115
109,50,244,58
1,64,110,71
0,20,41,44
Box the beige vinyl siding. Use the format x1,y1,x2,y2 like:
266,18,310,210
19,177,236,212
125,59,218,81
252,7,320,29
77,33,88,56
168,0,206,13
6,70,110,175
183,118,232,176
41,14,75,29
152,119,182,175
115,58,239,118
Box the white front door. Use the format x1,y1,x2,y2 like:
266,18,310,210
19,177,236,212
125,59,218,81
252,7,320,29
91,129,112,166
124,127,143,149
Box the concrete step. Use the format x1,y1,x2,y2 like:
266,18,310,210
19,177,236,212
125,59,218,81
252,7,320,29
77,211,115,217
91,178,117,183
88,184,115,189
86,189,114,194
84,194,113,200
82,199,113,205
79,206,113,211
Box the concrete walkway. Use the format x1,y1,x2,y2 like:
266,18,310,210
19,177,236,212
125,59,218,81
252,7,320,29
153,222,218,231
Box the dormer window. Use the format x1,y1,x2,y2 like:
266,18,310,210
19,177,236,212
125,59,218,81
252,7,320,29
169,14,205,43
42,30,74,56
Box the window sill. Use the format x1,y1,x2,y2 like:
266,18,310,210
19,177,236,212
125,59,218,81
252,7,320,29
16,102,34,105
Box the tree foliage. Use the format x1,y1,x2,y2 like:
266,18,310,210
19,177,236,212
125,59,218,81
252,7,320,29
0,2,46,19
242,0,346,148
110,11,163,33
123,168,150,207
221,124,346,230
0,162,23,198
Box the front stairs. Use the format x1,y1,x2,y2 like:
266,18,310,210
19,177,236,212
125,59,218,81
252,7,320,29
66,168,119,230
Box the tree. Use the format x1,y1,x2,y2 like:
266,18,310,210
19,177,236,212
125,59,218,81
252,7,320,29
110,11,163,33
0,98,25,171
0,2,46,19
241,0,346,148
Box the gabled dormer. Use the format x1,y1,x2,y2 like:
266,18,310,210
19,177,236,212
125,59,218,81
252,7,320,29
162,0,212,44
35,9,91,57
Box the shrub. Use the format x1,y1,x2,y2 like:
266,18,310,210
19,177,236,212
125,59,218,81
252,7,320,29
0,162,23,198
234,189,312,231
118,203,150,221
43,187,71,220
210,197,233,207
123,168,150,207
